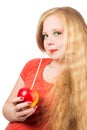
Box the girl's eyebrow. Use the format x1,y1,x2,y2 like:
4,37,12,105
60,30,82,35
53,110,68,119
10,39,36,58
42,28,63,34
42,31,47,35
52,28,63,31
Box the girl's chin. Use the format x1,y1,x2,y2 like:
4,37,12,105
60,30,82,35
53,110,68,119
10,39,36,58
49,52,63,60
50,56,60,60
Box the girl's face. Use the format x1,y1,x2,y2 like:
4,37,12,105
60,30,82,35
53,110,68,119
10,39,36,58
42,14,67,60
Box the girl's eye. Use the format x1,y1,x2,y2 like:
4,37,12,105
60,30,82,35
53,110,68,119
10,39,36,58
54,31,61,36
42,34,48,39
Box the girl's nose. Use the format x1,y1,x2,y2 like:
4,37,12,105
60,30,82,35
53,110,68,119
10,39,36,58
47,42,54,46
46,35,54,46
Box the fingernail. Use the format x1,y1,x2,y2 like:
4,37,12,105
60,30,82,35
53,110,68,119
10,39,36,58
34,105,37,109
27,101,32,105
20,97,24,100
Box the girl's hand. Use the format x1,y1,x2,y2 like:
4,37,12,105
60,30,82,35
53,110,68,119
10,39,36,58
12,96,37,122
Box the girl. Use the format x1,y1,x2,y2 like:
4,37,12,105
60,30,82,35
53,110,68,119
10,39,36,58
2,7,87,130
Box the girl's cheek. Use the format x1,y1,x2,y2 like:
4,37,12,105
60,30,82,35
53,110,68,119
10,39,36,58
43,44,47,50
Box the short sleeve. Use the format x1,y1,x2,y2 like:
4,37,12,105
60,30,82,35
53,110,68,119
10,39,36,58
20,58,40,81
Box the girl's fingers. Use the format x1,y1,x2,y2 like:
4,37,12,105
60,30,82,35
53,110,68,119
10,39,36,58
12,97,24,104
26,105,37,117
15,101,32,112
15,106,37,122
12,97,37,122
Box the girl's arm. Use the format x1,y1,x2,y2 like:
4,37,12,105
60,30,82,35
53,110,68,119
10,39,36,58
2,76,36,122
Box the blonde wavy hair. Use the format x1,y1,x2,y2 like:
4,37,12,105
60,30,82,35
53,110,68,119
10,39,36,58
36,7,87,130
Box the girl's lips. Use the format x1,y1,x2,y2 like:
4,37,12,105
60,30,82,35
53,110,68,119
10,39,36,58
49,49,57,54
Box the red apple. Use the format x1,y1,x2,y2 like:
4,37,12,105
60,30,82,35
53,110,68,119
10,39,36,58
17,88,39,107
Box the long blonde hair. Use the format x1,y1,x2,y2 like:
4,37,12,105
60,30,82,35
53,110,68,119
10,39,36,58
36,7,87,130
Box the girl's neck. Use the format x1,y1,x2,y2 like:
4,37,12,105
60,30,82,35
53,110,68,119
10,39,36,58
43,60,66,84
49,59,66,69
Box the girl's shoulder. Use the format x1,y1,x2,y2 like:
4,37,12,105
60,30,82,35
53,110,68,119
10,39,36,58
20,58,52,80
21,58,52,74
25,58,52,67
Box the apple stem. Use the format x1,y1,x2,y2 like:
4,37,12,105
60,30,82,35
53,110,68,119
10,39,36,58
30,53,44,90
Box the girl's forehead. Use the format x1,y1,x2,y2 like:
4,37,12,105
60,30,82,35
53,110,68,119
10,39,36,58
44,14,63,22
43,14,65,31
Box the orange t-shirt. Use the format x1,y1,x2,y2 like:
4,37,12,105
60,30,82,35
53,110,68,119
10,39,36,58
5,58,52,130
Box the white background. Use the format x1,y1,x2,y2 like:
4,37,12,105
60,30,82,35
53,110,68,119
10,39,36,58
0,0,87,129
